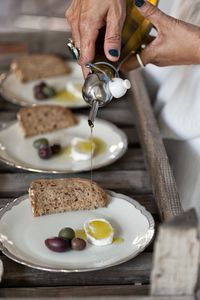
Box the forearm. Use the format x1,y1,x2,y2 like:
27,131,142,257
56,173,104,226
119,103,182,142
193,26,200,64
122,1,200,71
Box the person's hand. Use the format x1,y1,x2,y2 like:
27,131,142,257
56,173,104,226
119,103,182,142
65,0,126,77
121,0,200,72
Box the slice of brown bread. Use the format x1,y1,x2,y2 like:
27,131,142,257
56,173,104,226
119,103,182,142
17,105,78,137
29,178,108,217
11,54,70,82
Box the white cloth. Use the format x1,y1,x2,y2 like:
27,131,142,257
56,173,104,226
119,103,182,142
145,0,200,219
165,138,200,214
156,65,200,140
149,0,200,140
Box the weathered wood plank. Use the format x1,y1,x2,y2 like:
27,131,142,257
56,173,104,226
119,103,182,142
129,70,183,221
0,171,151,197
123,127,139,145
0,32,72,70
0,288,195,300
0,98,20,111
0,108,135,127
0,253,152,287
0,285,149,298
151,209,199,296
131,195,157,215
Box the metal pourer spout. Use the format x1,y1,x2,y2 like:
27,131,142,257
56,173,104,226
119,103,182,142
88,100,99,128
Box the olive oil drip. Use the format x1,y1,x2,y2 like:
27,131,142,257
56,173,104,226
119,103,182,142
90,125,94,181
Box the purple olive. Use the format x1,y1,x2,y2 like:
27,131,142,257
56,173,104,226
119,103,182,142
45,237,69,252
34,85,42,94
39,81,47,88
34,82,47,100
35,91,46,100
38,145,52,159
51,144,61,155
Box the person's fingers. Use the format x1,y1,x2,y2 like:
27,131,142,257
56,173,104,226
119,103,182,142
104,8,125,62
81,65,90,79
70,20,81,50
79,26,99,67
79,19,101,64
134,0,166,29
65,1,81,48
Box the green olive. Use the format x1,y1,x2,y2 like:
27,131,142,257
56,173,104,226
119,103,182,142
43,86,56,98
58,227,75,241
33,138,49,149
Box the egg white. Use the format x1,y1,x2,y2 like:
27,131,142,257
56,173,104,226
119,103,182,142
65,81,82,99
71,137,95,161
84,218,114,246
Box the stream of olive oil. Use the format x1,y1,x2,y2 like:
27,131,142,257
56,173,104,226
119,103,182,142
90,125,94,181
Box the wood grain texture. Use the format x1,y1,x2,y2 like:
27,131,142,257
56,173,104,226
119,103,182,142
0,108,135,127
0,253,152,287
0,171,151,197
0,291,195,300
129,70,183,221
0,41,187,297
151,209,199,296
0,284,149,298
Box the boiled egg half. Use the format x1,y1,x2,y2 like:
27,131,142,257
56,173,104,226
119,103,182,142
84,218,114,246
65,81,82,99
71,137,95,161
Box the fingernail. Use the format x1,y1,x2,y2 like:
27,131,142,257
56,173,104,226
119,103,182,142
108,49,119,57
134,0,145,7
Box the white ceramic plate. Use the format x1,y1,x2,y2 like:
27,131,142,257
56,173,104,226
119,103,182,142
0,115,127,173
0,62,87,108
0,191,154,272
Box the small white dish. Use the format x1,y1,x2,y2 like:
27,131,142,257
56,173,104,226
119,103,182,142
0,115,127,173
0,191,154,272
0,62,87,108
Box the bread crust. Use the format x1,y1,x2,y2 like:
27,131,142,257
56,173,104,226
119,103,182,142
11,54,70,82
29,178,108,217
17,105,78,137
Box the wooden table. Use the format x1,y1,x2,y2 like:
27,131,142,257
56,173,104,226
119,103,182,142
0,70,158,298
0,32,198,299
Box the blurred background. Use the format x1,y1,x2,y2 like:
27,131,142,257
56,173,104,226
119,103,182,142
0,0,172,32
0,0,173,69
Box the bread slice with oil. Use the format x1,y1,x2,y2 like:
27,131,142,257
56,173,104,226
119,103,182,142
29,178,108,217
17,105,78,137
11,54,70,82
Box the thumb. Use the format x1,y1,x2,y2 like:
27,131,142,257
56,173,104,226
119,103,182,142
134,0,166,28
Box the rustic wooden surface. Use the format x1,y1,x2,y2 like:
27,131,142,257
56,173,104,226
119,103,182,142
0,73,157,297
0,33,186,298
129,70,183,221
151,209,200,296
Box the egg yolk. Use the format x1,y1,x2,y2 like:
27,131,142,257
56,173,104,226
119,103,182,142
76,140,95,154
86,220,113,239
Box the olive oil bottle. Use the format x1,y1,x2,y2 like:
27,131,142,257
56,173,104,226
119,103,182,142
121,0,158,60
94,0,159,63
